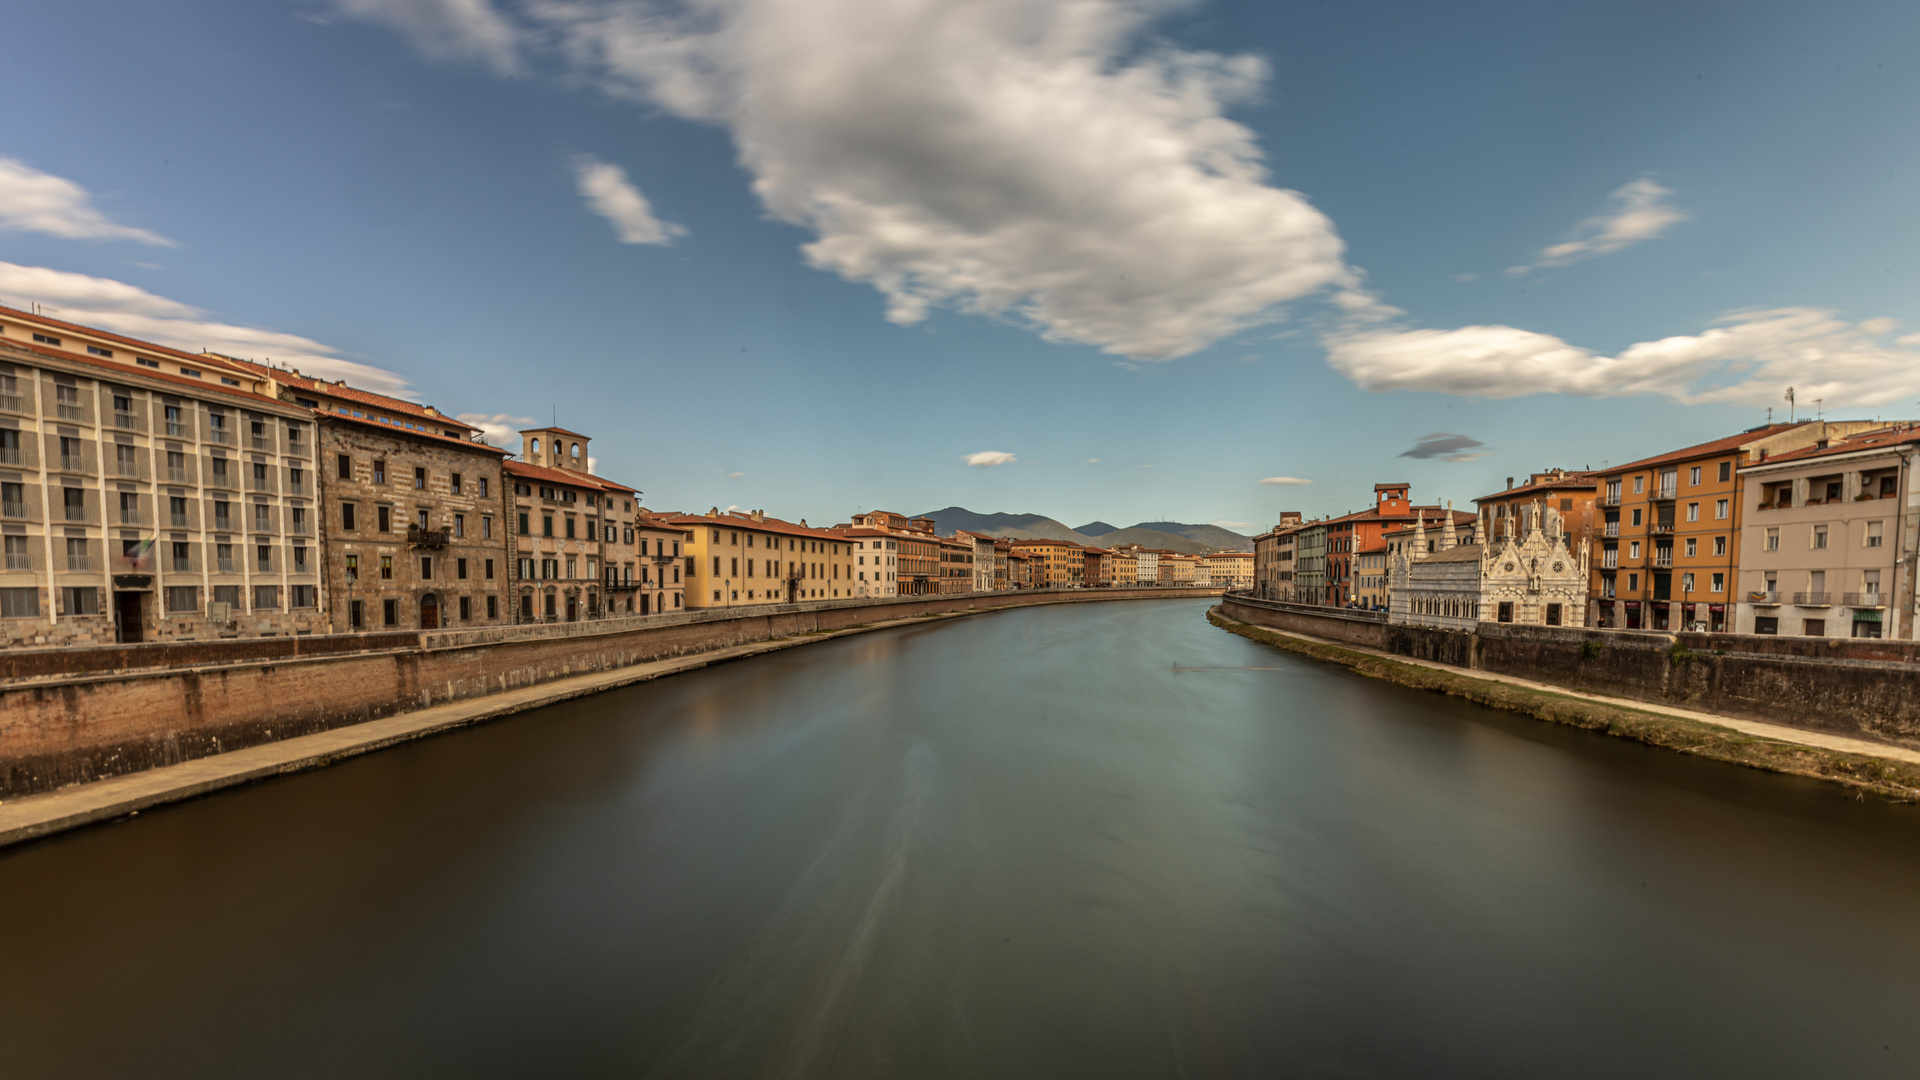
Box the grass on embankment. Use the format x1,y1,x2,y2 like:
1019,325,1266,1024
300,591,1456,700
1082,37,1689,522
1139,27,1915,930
1208,608,1920,804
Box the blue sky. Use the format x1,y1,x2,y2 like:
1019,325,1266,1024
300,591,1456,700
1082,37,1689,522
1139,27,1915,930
4,0,1918,534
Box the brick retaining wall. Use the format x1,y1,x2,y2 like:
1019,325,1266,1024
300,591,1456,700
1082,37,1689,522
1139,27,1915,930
0,587,1218,797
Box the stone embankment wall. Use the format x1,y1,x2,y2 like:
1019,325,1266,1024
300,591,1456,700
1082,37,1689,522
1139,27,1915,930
1221,594,1920,745
0,588,1219,797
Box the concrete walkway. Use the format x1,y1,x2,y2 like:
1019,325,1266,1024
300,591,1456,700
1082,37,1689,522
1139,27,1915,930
0,608,980,849
1216,611,1920,767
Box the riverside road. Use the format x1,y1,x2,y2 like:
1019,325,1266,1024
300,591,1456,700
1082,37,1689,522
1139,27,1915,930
3,598,1918,1078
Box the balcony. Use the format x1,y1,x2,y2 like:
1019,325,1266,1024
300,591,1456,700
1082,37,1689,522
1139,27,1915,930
1599,493,1622,507
170,512,189,529
250,436,274,452
166,421,188,438
208,426,232,445
407,524,451,549
1652,552,1673,568
1747,590,1782,605
1648,522,1676,535
59,455,85,473
168,467,190,483
0,392,22,412
114,410,139,430
1651,485,1677,502
1843,592,1885,608
1792,592,1832,607
1602,523,1619,537
1,499,26,520
1601,554,1619,569
57,403,83,421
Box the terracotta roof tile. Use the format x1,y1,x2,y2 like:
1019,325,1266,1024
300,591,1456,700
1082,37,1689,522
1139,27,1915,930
1601,424,1802,475
662,511,843,542
0,338,295,410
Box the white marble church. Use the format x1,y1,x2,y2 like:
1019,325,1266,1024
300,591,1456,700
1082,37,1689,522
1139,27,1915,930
1389,501,1591,630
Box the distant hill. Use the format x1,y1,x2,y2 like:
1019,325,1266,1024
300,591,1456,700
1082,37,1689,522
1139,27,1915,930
915,509,1252,554
1130,521,1253,551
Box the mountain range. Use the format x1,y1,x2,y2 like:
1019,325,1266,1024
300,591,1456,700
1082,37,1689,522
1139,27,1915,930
913,508,1252,555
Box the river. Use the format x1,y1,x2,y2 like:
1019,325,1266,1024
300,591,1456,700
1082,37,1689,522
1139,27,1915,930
4,598,1919,1077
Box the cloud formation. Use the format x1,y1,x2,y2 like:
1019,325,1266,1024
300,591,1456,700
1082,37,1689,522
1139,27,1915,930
1258,476,1312,486
963,451,1017,467
1328,307,1920,407
1507,178,1686,276
1212,519,1251,529
335,0,520,75
361,0,1352,360
1399,432,1489,462
572,155,685,245
0,260,414,396
454,411,536,447
0,157,176,246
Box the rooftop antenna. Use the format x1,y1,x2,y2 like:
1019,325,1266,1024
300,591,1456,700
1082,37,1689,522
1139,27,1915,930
1785,386,1796,423
1814,397,1823,421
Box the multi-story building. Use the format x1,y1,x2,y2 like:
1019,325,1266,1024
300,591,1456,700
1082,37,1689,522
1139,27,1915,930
834,526,898,598
1008,547,1035,588
1590,423,1876,631
991,538,1011,590
936,533,974,593
1161,551,1197,585
319,414,507,632
1476,470,1600,555
847,511,942,595
1253,512,1304,600
1110,545,1138,586
1389,506,1590,630
1199,550,1254,591
632,511,690,615
673,509,857,608
1083,546,1113,588
505,426,622,623
1010,538,1084,587
1294,520,1328,602
1734,425,1920,639
957,530,998,592
0,307,322,645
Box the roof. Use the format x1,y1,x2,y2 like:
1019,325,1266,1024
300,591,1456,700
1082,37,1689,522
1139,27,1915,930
1602,424,1802,475
954,529,1002,542
322,409,505,453
663,511,841,542
519,425,593,440
636,511,693,535
1740,425,1920,467
503,459,641,495
1474,472,1598,503
0,337,297,412
1418,543,1487,564
1009,537,1082,549
0,302,256,375
1379,510,1477,537
218,355,475,434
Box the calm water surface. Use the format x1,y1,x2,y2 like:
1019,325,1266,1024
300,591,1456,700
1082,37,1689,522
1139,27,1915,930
5,599,1920,1077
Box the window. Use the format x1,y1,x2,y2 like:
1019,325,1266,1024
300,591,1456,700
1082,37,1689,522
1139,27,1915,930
345,554,360,584
210,457,230,486
1633,475,1644,494
216,543,234,572
171,541,191,572
380,555,393,579
383,598,398,626
2,587,41,618
1803,619,1825,637
253,585,281,611
1764,527,1778,551
454,513,465,538
543,514,554,538
1630,508,1642,526
1867,521,1884,548
478,477,489,497
1713,536,1726,557
254,544,271,572
1715,499,1728,519
459,595,471,621
119,492,140,524
1684,538,1697,557
565,516,576,539
1681,572,1695,593
414,466,426,489
253,504,271,533
293,545,309,572
487,595,498,619
166,585,198,613
378,505,391,532
291,584,316,609
1628,573,1639,591
1754,615,1778,635
416,508,429,530
1629,541,1640,559
451,472,463,494
373,459,386,484
484,558,494,580
33,333,62,346
421,556,433,579
1812,525,1828,550
482,515,493,539
1711,572,1724,592
1689,466,1701,486
65,537,90,570
1686,502,1699,522
457,558,468,580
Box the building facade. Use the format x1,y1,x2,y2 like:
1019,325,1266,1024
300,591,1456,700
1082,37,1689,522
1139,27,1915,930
1734,426,1919,639
835,526,898,598
674,509,857,608
1389,506,1590,630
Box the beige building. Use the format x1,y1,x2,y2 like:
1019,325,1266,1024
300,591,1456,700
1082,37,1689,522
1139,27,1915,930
1199,550,1254,590
1161,551,1197,585
832,526,898,598
630,511,690,615
672,509,857,608
504,426,656,623
0,307,322,645
1735,425,1919,639
957,530,999,591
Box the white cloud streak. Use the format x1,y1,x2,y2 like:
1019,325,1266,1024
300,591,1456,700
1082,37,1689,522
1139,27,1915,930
0,157,176,247
455,411,536,447
1258,476,1312,486
1327,307,1920,408
963,451,1017,467
1507,178,1686,276
333,0,521,75
0,260,414,396
572,155,685,245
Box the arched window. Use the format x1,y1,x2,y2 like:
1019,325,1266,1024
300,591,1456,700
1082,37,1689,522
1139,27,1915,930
571,443,580,460
530,437,541,455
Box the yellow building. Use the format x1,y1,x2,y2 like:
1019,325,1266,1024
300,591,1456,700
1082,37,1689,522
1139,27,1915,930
1009,538,1084,587
667,508,857,608
1199,551,1254,590
1161,551,1197,585
1111,550,1139,586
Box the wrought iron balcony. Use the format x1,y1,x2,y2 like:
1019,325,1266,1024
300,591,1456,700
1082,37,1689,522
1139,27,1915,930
1648,523,1676,535
1792,591,1832,606
1746,590,1782,605
1842,592,1885,608
1599,493,1622,507
407,524,452,548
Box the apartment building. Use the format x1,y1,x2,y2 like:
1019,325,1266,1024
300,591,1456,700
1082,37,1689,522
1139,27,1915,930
1010,538,1084,587
937,533,975,593
673,509,856,608
1253,511,1303,600
1591,422,1877,631
1199,550,1255,591
1476,469,1600,555
1082,546,1113,588
506,426,650,623
631,512,689,615
0,312,321,645
1008,547,1035,588
848,511,942,595
1735,426,1919,639
956,530,999,592
834,526,898,598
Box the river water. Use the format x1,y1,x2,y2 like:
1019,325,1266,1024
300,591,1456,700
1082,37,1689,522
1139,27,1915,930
4,599,1920,1077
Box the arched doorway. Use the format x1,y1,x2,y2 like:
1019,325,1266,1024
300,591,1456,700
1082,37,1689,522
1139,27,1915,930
420,594,440,630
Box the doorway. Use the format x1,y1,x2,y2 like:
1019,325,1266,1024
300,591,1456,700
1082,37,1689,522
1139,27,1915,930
114,591,143,644
641,593,650,615
420,594,439,630
565,594,578,622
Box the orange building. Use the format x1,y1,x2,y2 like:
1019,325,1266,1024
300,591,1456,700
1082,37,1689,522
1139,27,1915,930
1010,538,1084,587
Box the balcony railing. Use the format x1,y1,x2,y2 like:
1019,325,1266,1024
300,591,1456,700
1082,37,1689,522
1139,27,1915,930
1652,553,1673,567
251,435,273,452
57,403,83,421
1746,590,1782,605
1792,591,1832,606
0,447,18,466
114,410,138,429
1602,523,1619,537
1843,592,1885,608
168,467,190,483
166,421,188,438
4,552,27,571
1599,493,1622,507
407,524,451,548
1648,523,1675,535
209,426,232,444
59,455,84,473
170,512,189,528
0,393,22,412
1601,554,1618,569
1,500,26,519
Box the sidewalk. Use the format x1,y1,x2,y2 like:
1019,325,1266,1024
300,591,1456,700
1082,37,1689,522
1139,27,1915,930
1216,611,1920,767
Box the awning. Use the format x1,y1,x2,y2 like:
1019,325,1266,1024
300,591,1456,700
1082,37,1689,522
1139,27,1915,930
1854,610,1883,622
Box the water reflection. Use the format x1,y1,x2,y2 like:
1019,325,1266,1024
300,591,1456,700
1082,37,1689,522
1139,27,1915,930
2,599,1918,1078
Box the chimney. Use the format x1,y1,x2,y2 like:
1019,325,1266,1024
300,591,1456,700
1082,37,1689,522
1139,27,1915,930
751,509,765,522
1506,476,1514,489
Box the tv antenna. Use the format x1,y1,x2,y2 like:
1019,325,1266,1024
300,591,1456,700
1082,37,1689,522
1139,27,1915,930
1785,386,1796,423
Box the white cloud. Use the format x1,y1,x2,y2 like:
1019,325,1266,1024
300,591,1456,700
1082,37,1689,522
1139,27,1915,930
1258,476,1312,486
1212,519,1251,528
1327,307,1920,407
465,0,1352,360
0,157,176,246
963,451,1017,467
455,411,535,447
333,0,521,76
1508,178,1687,276
572,155,685,245
727,471,743,478
1085,458,1101,463
0,260,416,396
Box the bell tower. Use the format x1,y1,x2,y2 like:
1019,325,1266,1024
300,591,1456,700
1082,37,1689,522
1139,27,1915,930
519,426,593,476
